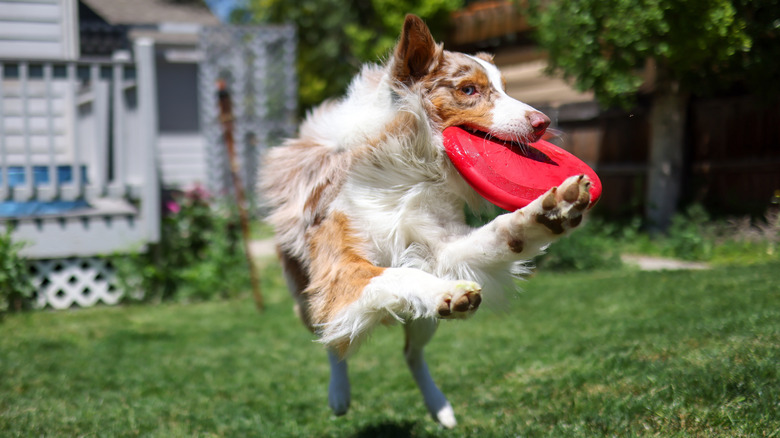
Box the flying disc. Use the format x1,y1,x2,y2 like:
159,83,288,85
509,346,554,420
443,126,602,211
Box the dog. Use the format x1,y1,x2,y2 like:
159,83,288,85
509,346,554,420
260,14,591,428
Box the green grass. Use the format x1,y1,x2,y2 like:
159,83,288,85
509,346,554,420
1,261,778,437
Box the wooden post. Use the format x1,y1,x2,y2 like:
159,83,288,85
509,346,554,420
216,79,264,311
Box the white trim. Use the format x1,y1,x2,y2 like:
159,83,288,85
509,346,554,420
61,0,79,60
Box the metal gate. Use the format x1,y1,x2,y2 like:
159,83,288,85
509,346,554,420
198,25,297,207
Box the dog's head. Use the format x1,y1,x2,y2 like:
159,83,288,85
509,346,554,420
390,15,550,144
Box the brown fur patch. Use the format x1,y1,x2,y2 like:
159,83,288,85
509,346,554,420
305,212,385,346
420,53,499,131
260,136,351,262
508,237,524,253
304,181,329,215
388,21,504,135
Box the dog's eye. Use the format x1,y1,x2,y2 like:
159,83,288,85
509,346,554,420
461,85,478,96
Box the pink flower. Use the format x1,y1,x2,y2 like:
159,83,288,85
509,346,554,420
165,200,181,214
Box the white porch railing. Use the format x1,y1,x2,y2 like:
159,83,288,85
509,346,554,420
0,39,160,258
0,39,161,309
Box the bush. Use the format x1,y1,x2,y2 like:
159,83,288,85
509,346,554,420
664,204,715,261
116,186,252,303
536,218,624,271
709,208,780,265
0,226,34,315
651,205,779,264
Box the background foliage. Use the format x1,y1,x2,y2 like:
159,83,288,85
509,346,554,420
538,205,780,269
526,0,780,107
0,227,34,314
115,186,251,303
240,0,463,111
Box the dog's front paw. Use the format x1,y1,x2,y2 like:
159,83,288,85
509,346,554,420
532,174,591,235
436,281,482,319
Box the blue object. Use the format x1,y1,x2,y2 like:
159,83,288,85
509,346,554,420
1,165,88,187
0,165,91,217
0,199,90,217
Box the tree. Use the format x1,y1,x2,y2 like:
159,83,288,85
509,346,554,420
527,0,780,230
241,0,462,111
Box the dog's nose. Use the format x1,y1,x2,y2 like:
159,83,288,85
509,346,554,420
527,111,551,135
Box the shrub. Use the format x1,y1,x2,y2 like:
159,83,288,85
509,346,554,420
651,205,780,264
116,186,251,303
0,226,34,315
664,204,715,261
536,218,624,271
709,208,780,265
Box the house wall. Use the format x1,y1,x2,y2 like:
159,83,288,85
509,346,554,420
156,133,207,188
0,0,79,60
155,56,207,189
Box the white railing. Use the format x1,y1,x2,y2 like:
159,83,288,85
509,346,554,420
0,39,160,259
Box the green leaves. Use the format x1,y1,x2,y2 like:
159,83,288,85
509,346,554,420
114,189,251,303
527,0,770,107
0,227,34,314
244,0,463,111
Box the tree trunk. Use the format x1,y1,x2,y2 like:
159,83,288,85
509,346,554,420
645,86,688,232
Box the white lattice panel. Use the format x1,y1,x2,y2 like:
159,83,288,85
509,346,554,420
30,257,122,309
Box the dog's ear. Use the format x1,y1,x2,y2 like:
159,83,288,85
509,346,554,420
392,14,439,85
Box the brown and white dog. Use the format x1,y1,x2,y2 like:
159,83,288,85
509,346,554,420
260,15,591,428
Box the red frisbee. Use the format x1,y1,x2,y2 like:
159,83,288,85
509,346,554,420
443,126,602,211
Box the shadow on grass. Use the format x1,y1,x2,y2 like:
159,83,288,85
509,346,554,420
350,421,430,438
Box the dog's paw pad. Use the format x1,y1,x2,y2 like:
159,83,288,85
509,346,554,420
437,281,481,319
533,174,591,234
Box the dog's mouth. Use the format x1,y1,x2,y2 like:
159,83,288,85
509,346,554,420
457,126,554,164
459,126,538,147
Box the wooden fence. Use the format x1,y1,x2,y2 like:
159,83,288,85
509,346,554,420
553,96,780,218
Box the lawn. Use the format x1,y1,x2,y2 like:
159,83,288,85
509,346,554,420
1,260,778,437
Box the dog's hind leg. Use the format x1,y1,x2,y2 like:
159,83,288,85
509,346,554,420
317,266,482,357
307,212,483,357
327,349,351,416
279,249,352,416
404,318,457,428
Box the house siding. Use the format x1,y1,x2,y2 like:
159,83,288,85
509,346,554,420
157,133,207,188
0,0,79,60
